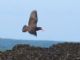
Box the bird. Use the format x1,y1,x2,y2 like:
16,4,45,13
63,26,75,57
22,10,42,36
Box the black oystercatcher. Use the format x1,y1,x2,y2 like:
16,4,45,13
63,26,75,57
22,10,42,36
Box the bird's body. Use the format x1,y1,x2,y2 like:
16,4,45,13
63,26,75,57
22,10,42,36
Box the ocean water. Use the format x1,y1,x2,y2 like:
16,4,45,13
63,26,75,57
0,38,60,51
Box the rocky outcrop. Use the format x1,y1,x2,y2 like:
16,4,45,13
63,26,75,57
0,42,80,60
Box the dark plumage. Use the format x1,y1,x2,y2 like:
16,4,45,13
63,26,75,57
22,10,42,36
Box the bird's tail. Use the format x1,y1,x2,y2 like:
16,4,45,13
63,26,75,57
22,25,27,32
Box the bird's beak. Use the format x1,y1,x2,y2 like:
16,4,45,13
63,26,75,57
41,28,45,31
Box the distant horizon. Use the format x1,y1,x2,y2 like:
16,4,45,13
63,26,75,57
0,37,80,42
0,38,60,51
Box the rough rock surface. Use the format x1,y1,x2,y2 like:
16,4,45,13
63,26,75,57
0,42,80,60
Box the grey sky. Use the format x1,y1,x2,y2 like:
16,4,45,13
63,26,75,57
0,0,80,42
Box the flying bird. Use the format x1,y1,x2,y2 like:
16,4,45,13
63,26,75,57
22,10,42,36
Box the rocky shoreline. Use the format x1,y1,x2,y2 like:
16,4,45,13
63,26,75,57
0,42,80,60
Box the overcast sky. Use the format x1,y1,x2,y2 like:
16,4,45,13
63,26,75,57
0,0,80,42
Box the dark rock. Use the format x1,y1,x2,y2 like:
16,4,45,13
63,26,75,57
0,42,80,60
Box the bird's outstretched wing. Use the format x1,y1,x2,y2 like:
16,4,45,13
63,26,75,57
28,10,38,28
29,31,37,36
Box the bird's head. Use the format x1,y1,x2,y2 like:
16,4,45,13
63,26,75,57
22,25,30,32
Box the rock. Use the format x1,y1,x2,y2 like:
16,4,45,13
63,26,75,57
0,42,80,60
